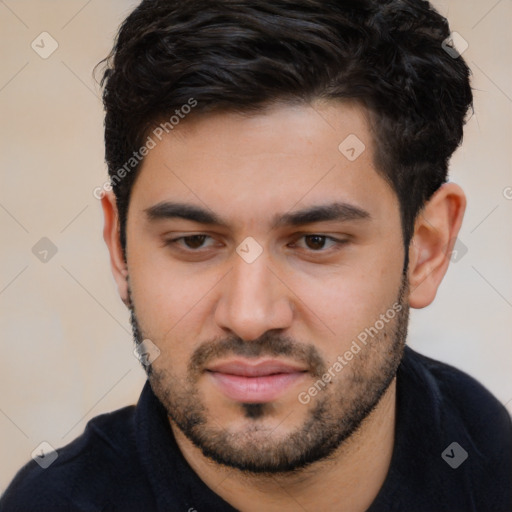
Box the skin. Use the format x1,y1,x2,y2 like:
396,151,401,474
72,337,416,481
102,99,466,511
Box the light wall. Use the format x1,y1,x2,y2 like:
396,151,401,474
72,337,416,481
1,0,511,491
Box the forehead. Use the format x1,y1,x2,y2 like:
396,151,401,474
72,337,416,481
130,100,397,229
159,99,373,162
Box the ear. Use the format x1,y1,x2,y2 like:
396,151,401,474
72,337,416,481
407,182,466,309
101,191,130,307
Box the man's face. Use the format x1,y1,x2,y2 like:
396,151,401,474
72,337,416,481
125,100,409,473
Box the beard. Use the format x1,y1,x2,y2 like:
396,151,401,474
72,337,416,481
129,275,409,475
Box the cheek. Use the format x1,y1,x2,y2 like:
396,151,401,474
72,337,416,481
127,234,194,323
290,247,403,355
130,271,206,336
127,254,225,368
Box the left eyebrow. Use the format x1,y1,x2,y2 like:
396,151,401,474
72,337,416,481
270,202,371,229
144,200,371,229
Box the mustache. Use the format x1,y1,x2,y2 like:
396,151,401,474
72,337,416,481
128,287,326,379
189,332,326,378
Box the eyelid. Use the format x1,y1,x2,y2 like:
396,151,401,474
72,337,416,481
164,234,218,250
289,234,348,251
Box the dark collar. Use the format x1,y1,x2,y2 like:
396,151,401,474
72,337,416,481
134,346,507,511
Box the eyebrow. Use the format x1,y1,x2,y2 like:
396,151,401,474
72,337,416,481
144,201,371,229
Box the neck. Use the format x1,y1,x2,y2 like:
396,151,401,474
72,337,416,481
170,378,396,512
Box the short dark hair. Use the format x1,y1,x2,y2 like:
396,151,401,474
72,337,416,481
99,0,472,257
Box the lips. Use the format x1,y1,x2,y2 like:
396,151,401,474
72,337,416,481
206,359,308,403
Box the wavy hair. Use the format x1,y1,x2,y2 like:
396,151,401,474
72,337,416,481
99,0,472,254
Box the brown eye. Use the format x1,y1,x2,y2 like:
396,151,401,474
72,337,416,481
304,235,328,250
182,235,208,249
290,235,347,253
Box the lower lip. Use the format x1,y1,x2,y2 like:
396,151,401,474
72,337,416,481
208,371,306,403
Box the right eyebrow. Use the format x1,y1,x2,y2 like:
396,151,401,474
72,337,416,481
145,202,224,226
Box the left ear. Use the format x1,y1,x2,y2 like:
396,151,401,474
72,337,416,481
408,182,466,309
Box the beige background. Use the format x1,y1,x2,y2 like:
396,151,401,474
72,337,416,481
1,0,511,492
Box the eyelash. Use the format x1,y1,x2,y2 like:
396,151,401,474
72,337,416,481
164,234,348,253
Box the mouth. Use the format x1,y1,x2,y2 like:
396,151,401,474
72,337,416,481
206,359,308,403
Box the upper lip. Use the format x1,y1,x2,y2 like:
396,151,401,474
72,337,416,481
206,359,307,377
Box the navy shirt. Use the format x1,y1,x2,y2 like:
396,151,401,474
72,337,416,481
1,346,511,511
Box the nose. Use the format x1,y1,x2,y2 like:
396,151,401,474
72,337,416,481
214,250,294,341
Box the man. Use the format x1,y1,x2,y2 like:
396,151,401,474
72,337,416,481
1,0,511,510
